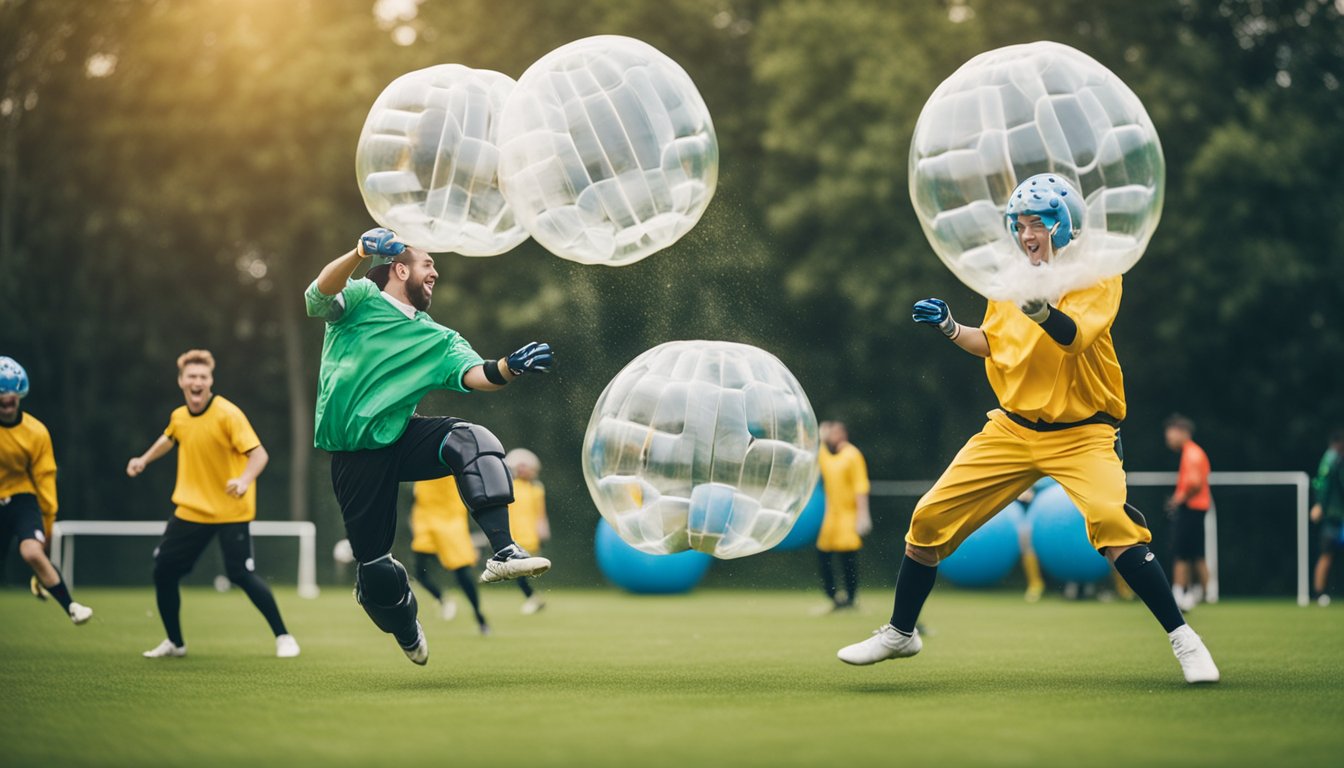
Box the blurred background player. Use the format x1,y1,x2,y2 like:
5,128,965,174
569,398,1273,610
1164,414,1212,611
305,227,554,664
505,448,550,615
837,175,1219,684
410,476,490,633
0,356,93,625
1309,429,1344,606
815,421,871,611
127,349,299,659
1013,479,1049,602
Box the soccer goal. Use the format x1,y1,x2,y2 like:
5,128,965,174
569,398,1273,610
871,470,1311,605
50,520,321,598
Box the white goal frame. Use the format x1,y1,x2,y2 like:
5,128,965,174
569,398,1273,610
50,520,320,599
871,470,1311,605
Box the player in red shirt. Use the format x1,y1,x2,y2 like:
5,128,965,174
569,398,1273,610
1164,415,1212,611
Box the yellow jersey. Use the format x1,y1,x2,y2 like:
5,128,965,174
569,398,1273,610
981,275,1126,424
164,395,262,524
509,478,546,553
0,411,58,535
410,476,477,569
817,443,870,552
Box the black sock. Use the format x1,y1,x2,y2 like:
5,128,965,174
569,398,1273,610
889,555,937,635
818,551,837,601
471,505,515,553
452,567,487,625
1114,546,1185,633
233,572,289,637
841,552,859,604
414,553,443,601
155,578,185,647
46,579,74,611
516,577,534,598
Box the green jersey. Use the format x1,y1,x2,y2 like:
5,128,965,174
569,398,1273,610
305,278,484,452
1313,448,1344,523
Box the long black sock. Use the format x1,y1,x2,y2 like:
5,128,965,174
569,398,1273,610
517,577,534,598
155,578,185,646
817,551,837,600
889,555,938,635
471,505,515,553
414,553,444,601
46,579,74,611
841,552,859,604
452,567,487,625
1114,546,1185,633
233,572,289,636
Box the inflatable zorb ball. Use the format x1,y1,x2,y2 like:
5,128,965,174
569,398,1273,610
583,341,818,558
356,65,527,256
499,36,718,266
909,41,1164,302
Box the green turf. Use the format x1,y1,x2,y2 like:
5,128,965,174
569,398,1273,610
2,586,1341,767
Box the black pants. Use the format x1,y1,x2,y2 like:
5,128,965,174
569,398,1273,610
1170,504,1207,561
818,550,859,604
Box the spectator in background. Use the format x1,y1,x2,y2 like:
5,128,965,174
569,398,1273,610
1309,429,1344,607
816,421,872,611
1164,414,1212,612
504,448,550,615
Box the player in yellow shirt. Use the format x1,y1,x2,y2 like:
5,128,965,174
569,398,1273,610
127,350,299,659
505,449,550,614
410,475,490,634
0,357,93,625
815,421,871,610
837,175,1219,684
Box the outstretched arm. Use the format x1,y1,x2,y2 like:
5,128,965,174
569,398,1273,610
127,435,175,477
462,342,555,392
912,298,989,358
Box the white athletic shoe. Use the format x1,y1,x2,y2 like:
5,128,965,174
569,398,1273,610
275,634,301,658
401,622,429,666
68,602,93,625
143,639,187,658
480,545,551,584
837,624,922,666
440,597,458,621
1318,594,1331,607
1169,625,1220,684
521,595,546,615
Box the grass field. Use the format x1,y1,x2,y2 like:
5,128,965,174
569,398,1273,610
2,586,1341,767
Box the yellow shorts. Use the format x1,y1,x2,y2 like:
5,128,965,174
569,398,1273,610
410,518,478,571
907,411,1150,561
816,509,861,552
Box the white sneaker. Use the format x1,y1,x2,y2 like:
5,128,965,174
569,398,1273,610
68,602,93,625
480,545,551,584
837,624,922,666
401,622,429,666
275,634,301,658
1169,625,1220,683
521,595,546,615
143,639,187,658
440,597,458,621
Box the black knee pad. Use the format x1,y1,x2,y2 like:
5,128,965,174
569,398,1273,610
355,556,419,637
438,422,514,511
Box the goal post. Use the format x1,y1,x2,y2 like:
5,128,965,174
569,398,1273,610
50,520,320,599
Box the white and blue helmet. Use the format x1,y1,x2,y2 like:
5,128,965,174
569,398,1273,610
0,356,29,399
1005,173,1084,253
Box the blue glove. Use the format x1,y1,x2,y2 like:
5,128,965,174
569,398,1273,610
912,298,957,337
507,342,554,375
358,228,405,262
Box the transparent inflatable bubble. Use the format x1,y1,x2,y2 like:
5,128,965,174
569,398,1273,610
583,341,819,558
909,41,1164,302
356,64,527,256
498,35,718,266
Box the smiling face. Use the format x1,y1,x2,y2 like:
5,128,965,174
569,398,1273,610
0,393,19,424
178,363,214,413
394,248,438,312
1014,214,1053,265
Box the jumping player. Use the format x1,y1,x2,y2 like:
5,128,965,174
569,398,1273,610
0,356,93,625
127,350,299,659
305,227,554,665
836,174,1220,683
410,475,490,634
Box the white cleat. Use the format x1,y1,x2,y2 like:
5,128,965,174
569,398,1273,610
837,624,922,666
275,634,301,658
68,602,93,625
401,622,429,666
480,545,551,584
1169,625,1220,684
521,595,546,615
143,639,187,658
440,597,458,621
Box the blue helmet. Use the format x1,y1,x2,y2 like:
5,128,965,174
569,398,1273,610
1005,173,1085,253
0,356,29,399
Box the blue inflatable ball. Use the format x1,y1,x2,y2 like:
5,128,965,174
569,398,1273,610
940,501,1024,587
1029,484,1112,582
773,481,825,552
595,518,712,594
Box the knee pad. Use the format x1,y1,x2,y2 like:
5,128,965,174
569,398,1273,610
438,422,514,511
356,555,419,636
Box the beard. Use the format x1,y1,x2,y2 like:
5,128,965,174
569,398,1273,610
406,275,433,312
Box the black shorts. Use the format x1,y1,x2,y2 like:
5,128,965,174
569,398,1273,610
330,417,463,564
1320,522,1344,555
0,493,46,546
1170,504,1207,560
153,516,258,580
